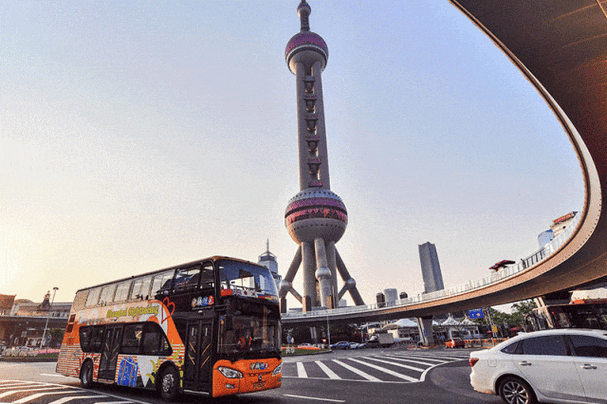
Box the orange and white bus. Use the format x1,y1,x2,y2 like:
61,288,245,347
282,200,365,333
56,256,282,401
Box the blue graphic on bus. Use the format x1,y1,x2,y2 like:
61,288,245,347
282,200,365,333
118,356,138,387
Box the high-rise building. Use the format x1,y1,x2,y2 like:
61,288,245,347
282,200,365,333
418,242,445,293
258,240,281,289
278,1,364,312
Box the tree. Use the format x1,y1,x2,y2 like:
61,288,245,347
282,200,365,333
48,328,65,348
508,300,536,328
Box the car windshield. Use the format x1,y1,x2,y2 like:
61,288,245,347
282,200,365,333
219,260,278,298
218,314,281,361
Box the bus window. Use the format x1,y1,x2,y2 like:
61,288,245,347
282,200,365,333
99,284,117,306
129,276,152,300
151,271,174,297
85,288,101,307
79,326,105,353
114,281,132,303
200,262,215,290
119,322,171,355
122,323,144,354
174,266,200,292
79,326,94,352
142,322,171,355
219,260,277,296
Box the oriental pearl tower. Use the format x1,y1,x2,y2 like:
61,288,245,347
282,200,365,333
279,0,365,312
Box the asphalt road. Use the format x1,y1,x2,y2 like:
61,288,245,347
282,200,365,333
0,348,503,404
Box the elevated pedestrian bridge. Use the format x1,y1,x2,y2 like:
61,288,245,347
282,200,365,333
283,0,607,326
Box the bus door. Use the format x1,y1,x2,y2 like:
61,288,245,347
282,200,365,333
183,321,213,390
98,325,123,381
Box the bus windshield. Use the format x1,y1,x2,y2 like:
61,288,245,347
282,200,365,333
218,314,281,361
219,259,278,297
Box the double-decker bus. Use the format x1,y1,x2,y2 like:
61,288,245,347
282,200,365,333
56,256,282,401
526,302,607,331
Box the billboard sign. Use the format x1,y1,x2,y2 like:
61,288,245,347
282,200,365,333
468,308,484,319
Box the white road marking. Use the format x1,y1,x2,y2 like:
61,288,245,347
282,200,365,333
332,359,380,382
383,355,447,366
0,380,150,404
47,395,108,404
0,386,68,399
13,390,78,403
284,394,345,403
297,362,308,378
347,358,418,382
314,361,340,379
365,356,425,372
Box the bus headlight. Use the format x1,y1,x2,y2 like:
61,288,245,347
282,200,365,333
272,364,282,376
217,366,243,379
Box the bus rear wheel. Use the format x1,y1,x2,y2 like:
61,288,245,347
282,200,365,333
159,366,180,402
80,361,94,388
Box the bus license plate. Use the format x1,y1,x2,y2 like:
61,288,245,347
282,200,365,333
253,381,265,389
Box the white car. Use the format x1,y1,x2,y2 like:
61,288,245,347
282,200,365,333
469,329,607,404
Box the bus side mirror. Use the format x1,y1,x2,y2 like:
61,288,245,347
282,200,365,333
224,315,234,331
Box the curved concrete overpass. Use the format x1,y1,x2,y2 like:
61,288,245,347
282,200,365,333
283,0,607,326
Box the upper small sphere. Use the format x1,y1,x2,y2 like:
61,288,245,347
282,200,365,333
297,1,311,16
285,189,347,243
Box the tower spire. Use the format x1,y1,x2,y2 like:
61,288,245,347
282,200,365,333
298,1,311,32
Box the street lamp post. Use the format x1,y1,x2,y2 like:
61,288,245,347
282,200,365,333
326,310,331,347
40,287,58,350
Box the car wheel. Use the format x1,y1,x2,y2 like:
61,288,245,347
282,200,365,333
80,360,94,388
498,376,537,404
158,366,180,402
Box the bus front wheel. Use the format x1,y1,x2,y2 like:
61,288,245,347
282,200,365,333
159,366,180,402
80,361,94,388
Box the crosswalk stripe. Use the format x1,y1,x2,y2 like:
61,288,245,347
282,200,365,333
347,358,418,382
0,380,35,386
393,355,451,363
0,386,68,399
382,355,447,366
364,356,425,372
332,359,380,382
315,360,341,379
0,382,41,390
13,390,79,403
46,395,102,404
297,362,308,378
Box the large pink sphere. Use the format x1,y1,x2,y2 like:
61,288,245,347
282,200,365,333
285,189,347,243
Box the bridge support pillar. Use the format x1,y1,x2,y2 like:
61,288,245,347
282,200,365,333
417,316,435,346
310,326,318,344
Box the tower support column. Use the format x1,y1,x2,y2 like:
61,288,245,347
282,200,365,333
314,238,332,308
302,241,316,311
326,240,338,308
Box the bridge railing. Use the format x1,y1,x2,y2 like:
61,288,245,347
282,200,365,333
283,214,580,319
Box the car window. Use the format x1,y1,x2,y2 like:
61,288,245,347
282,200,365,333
501,340,520,354
522,335,567,356
570,335,607,358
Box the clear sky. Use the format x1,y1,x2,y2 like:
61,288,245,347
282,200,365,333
1,1,584,307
